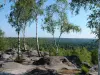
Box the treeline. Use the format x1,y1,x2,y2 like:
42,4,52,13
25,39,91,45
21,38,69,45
1,37,98,51
0,37,98,65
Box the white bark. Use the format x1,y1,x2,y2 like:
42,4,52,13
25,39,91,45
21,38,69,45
23,29,26,50
98,25,100,75
53,35,58,56
18,31,20,58
56,32,62,55
22,25,26,50
98,39,100,75
36,15,40,57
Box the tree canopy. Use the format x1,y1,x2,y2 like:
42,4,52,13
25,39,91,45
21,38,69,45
70,0,100,14
0,29,4,37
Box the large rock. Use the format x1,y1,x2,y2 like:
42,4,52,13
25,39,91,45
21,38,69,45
88,72,98,75
33,56,77,70
26,50,39,57
22,55,31,61
66,55,81,67
0,61,4,68
21,54,42,65
23,50,49,57
33,56,72,66
2,54,12,61
21,55,32,65
90,65,98,72
4,49,13,55
30,57,41,61
2,62,34,75
40,51,49,57
1,53,16,62
4,49,17,55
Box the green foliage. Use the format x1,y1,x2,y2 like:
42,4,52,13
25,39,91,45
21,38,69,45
43,0,81,36
81,65,89,74
31,0,46,20
69,1,99,68
70,0,99,15
43,3,58,35
0,38,9,51
54,47,92,64
0,37,97,65
49,47,57,56
72,47,92,64
75,73,80,75
8,0,35,33
7,37,18,48
87,8,100,38
0,29,8,51
8,2,22,33
70,0,100,39
43,0,81,56
91,50,98,64
0,29,4,37
58,48,72,56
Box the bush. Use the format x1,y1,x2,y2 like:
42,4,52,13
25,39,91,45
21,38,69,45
81,65,89,74
72,47,92,64
0,29,8,51
91,49,98,64
75,73,80,75
58,48,73,56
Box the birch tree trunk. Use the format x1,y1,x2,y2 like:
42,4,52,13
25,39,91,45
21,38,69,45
98,25,100,75
98,39,100,75
23,24,26,51
36,15,40,57
53,35,58,56
23,28,26,50
56,32,62,55
18,31,20,59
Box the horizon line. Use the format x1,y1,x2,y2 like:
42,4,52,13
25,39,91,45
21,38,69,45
4,37,97,39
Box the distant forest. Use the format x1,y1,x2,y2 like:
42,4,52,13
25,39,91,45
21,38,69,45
5,37,98,51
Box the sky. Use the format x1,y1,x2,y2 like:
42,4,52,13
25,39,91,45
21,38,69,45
0,0,96,38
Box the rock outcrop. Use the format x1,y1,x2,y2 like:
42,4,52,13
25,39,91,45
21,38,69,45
1,62,34,75
33,56,77,71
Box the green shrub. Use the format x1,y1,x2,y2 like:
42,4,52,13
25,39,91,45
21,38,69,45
0,29,9,51
75,73,80,75
81,65,89,74
91,49,98,64
72,47,92,64
50,47,57,56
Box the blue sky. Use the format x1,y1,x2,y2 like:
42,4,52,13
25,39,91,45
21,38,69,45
0,0,95,38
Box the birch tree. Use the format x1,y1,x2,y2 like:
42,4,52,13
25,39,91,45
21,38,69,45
43,0,81,55
56,0,81,55
87,8,100,74
43,4,58,55
18,0,34,51
8,0,24,60
32,0,46,57
70,0,100,74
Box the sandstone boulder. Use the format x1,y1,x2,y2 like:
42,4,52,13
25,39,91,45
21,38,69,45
33,56,77,70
